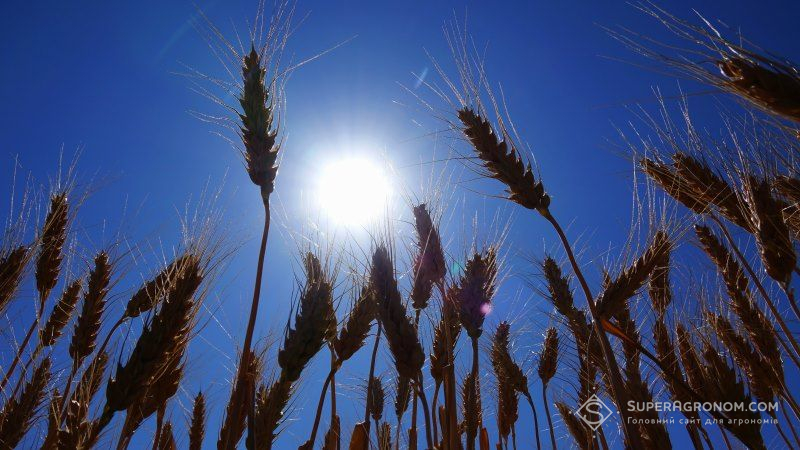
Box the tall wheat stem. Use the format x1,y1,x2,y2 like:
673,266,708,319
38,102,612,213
307,367,336,446
235,202,271,437
0,303,44,392
522,392,541,450
364,321,382,429
415,373,434,450
540,386,556,450
541,209,642,449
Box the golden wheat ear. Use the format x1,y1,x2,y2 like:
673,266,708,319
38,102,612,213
0,357,51,448
0,245,28,314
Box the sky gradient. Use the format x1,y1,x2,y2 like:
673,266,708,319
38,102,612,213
2,1,800,448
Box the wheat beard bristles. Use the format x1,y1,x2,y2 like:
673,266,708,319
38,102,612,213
0,245,28,314
69,252,111,365
0,357,51,449
457,107,550,212
595,230,672,318
240,46,279,202
746,176,797,285
370,246,424,378
36,193,68,302
410,203,446,311
454,247,498,339
189,391,206,450
40,278,82,347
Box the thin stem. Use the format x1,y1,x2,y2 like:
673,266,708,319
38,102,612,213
330,349,339,450
467,336,481,450
541,386,556,450
772,411,794,449
307,367,336,447
523,391,541,450
234,202,270,449
415,373,434,450
364,321,382,429
431,381,440,446
151,405,166,450
717,424,733,450
409,311,421,450
541,210,642,450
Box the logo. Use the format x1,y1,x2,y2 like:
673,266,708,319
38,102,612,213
575,394,613,430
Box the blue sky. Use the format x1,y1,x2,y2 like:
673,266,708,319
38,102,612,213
2,1,800,449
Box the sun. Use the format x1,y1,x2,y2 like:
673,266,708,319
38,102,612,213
316,158,392,226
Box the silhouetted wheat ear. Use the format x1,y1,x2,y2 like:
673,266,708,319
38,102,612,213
555,402,591,450
457,107,550,212
700,342,766,450
0,245,28,313
240,45,279,202
429,293,460,384
370,246,424,378
39,278,81,347
490,322,528,395
251,378,291,449
746,176,796,285
671,152,751,230
60,351,108,449
538,328,559,385
156,421,176,450
333,285,375,363
596,230,672,318
369,376,385,422
189,391,206,450
126,253,195,318
461,372,481,449
0,357,51,448
394,374,412,419
219,350,261,450
454,247,497,339
69,251,111,365
675,325,704,393
278,252,335,382
706,313,777,405
104,254,202,417
36,193,68,301
718,56,800,123
410,203,446,310
490,322,522,442
122,353,185,441
695,225,782,372
641,157,710,215
647,246,672,316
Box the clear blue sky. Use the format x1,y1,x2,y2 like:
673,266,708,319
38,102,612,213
2,1,800,449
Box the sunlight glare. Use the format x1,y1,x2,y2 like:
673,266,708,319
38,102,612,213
317,158,391,226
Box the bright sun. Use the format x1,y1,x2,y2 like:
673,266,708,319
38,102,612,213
316,158,392,226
